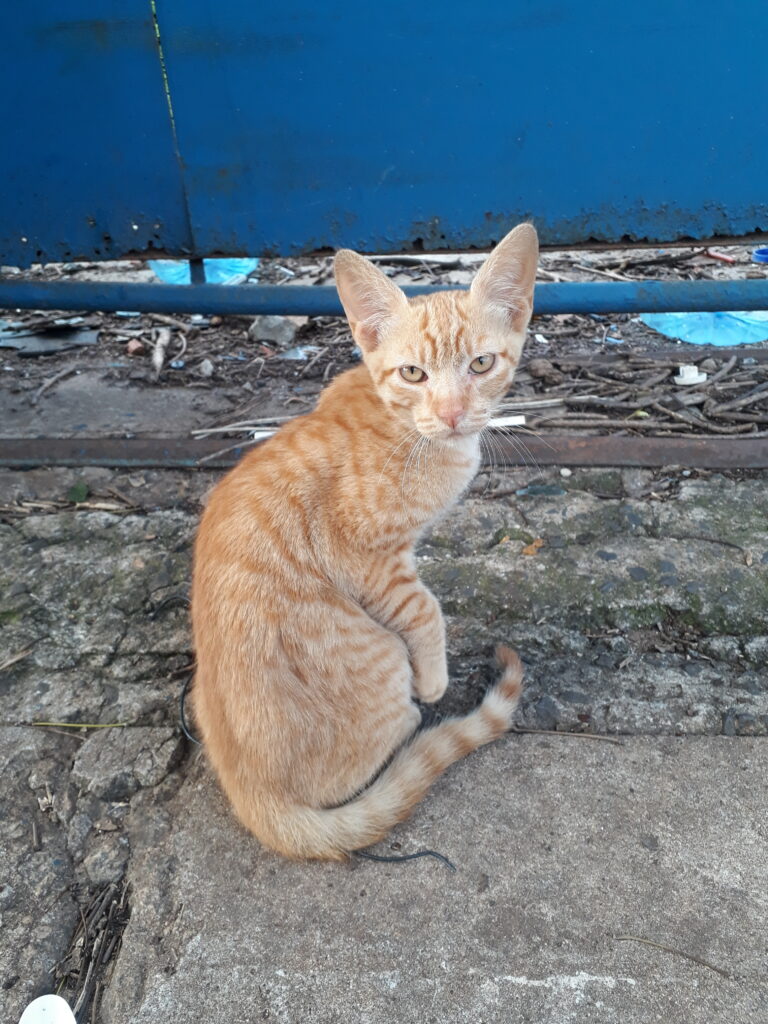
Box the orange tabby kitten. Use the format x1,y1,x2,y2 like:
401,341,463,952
191,223,538,860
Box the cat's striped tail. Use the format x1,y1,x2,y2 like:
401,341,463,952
260,645,524,861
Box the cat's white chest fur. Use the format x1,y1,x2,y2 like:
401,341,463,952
413,434,481,529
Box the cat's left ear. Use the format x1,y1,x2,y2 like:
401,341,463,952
470,223,539,332
334,249,409,353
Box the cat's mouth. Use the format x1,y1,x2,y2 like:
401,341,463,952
427,424,483,442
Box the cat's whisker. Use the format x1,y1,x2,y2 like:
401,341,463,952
513,424,559,453
416,433,434,485
485,429,511,492
399,433,425,523
491,423,539,474
485,423,521,471
416,434,436,499
479,430,498,495
378,428,420,487
409,434,433,522
507,427,547,479
491,424,544,479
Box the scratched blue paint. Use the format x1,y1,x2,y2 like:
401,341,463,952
146,0,768,255
0,2,191,267
1,1,767,266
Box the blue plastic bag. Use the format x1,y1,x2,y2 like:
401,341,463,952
149,258,259,285
640,311,768,346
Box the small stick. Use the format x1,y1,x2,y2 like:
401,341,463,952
710,380,768,413
510,726,623,746
651,403,754,434
149,313,191,333
666,533,746,553
196,438,261,465
190,416,294,437
687,354,737,392
30,721,129,729
616,935,733,980
173,333,188,363
704,248,737,264
32,727,88,740
106,486,137,508
299,345,328,377
573,263,632,282
246,356,266,378
152,327,172,378
31,820,41,851
30,366,79,406
0,646,34,672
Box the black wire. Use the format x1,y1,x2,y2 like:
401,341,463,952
179,671,201,745
354,848,456,871
149,592,190,620
146,595,199,745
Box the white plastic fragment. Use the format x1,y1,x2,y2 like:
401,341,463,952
276,345,321,361
18,994,77,1024
674,364,707,385
489,415,526,428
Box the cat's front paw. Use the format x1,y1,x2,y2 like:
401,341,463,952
412,656,448,703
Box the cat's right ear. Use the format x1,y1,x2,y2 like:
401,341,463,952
334,250,409,353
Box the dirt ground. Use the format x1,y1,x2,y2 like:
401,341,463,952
2,245,767,451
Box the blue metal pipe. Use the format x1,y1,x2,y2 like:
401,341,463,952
0,279,767,316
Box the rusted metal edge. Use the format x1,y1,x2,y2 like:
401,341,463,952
1,436,767,470
553,345,768,366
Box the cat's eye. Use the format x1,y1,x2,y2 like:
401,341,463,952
469,354,495,374
400,365,427,383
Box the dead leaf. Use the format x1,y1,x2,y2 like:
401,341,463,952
94,818,119,832
522,537,545,556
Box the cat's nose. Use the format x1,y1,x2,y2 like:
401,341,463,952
437,407,465,430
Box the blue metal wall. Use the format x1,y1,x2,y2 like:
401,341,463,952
2,3,192,267
2,1,767,267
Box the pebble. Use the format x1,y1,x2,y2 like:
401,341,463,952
83,838,130,886
126,339,145,356
247,314,299,347
627,566,650,581
596,550,618,561
559,467,572,478
199,358,214,378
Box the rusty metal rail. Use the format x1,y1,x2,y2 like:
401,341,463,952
1,436,766,471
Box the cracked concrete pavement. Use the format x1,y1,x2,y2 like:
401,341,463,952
1,465,767,1022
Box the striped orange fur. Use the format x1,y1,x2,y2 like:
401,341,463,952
191,223,538,860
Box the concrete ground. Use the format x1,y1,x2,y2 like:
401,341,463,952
1,464,767,1022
